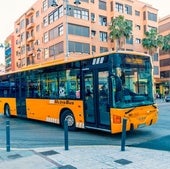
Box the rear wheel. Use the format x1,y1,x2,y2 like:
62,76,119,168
61,110,76,131
4,104,11,118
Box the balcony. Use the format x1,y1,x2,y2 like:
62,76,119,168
26,22,35,30
27,48,34,56
27,35,35,42
26,8,34,17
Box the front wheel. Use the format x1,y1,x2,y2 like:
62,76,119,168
61,110,76,131
4,104,11,118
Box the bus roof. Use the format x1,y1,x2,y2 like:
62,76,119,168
0,50,150,76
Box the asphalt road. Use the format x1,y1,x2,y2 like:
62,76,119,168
0,100,169,151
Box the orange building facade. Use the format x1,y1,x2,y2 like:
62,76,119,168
158,15,170,96
5,0,159,77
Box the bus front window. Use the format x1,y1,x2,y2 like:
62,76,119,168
114,66,154,108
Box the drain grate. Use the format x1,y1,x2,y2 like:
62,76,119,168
114,159,132,165
8,154,22,160
40,150,59,156
58,165,77,169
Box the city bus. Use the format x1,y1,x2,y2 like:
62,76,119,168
0,51,158,134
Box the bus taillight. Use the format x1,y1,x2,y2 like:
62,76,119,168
113,115,121,124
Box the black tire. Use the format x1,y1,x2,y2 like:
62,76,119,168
4,104,11,118
61,110,76,131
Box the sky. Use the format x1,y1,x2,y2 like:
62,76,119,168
0,0,169,64
0,0,36,64
141,0,170,18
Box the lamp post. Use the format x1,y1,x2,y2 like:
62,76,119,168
51,0,81,59
0,43,4,48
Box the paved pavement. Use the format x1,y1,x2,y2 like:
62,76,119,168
0,145,169,169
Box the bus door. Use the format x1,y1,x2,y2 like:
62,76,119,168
83,69,110,131
15,75,27,117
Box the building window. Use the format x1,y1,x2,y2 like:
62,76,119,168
43,0,48,11
99,31,107,42
44,48,49,59
44,32,48,43
154,66,159,75
153,53,158,61
68,6,89,21
116,3,123,13
100,47,108,53
136,25,141,30
49,13,54,24
20,19,25,29
148,26,157,32
74,9,81,18
54,10,59,21
126,36,133,44
148,12,157,22
49,25,63,40
143,11,146,20
110,1,113,11
99,0,106,10
92,45,96,52
49,42,64,57
68,24,89,37
59,6,64,17
135,10,140,16
91,13,95,22
36,10,39,17
160,58,170,67
91,30,96,38
58,25,63,36
125,5,132,15
99,16,107,26
135,38,141,44
69,41,90,54
43,16,48,27
82,10,89,20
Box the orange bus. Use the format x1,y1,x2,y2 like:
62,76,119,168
0,51,158,133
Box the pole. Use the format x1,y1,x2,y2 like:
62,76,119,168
64,120,69,150
6,120,10,152
121,118,127,151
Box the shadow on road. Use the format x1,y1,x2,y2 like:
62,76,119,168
128,135,170,152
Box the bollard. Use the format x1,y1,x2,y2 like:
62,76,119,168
64,120,69,150
6,120,10,152
121,118,127,151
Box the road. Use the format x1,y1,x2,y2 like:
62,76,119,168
0,100,169,151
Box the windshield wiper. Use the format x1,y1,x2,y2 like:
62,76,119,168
125,107,136,115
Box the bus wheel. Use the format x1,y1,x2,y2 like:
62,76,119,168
4,104,11,118
61,110,76,131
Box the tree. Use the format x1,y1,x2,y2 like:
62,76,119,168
162,34,170,52
109,15,132,50
142,29,163,56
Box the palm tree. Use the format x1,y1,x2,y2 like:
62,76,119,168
162,34,170,52
109,15,132,50
142,29,163,56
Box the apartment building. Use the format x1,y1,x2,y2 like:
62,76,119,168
158,15,170,96
7,0,158,74
4,33,15,72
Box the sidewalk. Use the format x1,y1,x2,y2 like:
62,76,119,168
0,145,169,169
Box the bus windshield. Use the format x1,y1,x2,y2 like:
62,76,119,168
112,53,154,108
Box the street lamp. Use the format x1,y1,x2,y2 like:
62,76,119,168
51,0,81,59
0,43,4,48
